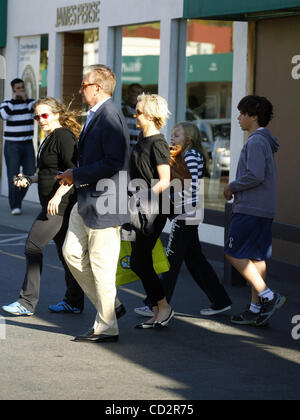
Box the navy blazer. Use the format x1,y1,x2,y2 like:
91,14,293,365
73,98,130,229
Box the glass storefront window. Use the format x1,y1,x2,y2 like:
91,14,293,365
83,29,99,72
186,20,233,211
121,23,160,150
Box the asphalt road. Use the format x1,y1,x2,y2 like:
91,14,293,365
0,197,299,401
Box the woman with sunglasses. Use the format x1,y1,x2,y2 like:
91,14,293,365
1,97,84,317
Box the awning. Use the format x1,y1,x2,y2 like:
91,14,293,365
0,0,7,47
183,0,300,20
122,53,233,85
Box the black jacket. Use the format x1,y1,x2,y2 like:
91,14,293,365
73,98,131,229
37,127,77,215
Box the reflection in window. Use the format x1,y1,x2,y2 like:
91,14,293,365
186,20,233,211
121,23,160,150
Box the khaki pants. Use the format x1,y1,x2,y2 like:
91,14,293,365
63,204,120,335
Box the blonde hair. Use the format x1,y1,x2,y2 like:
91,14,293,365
34,97,82,139
137,93,171,129
87,64,116,96
173,121,204,156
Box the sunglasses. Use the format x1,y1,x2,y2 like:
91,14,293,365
80,83,98,90
34,113,50,122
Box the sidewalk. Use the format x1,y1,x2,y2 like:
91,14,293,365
0,195,40,232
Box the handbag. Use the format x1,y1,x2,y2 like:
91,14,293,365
127,189,159,237
169,145,192,187
116,238,170,287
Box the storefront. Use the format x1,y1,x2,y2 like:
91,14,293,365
1,0,300,275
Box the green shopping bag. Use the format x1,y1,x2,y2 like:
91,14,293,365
116,238,170,287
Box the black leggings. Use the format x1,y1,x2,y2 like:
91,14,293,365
162,220,232,307
18,206,84,312
144,219,232,309
130,214,168,307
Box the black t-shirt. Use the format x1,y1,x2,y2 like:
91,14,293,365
37,127,77,215
130,134,170,187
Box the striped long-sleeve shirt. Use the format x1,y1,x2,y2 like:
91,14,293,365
0,99,35,141
173,148,204,221
184,148,204,193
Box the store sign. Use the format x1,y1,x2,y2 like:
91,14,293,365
56,1,100,27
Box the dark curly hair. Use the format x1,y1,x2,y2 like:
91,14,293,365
238,95,274,127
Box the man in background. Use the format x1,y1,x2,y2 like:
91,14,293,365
0,78,36,215
122,83,143,150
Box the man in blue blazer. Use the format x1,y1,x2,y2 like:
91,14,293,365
57,65,130,343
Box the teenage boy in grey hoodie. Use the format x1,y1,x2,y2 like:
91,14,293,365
224,95,286,326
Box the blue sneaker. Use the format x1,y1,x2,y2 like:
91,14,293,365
1,301,34,316
48,301,82,314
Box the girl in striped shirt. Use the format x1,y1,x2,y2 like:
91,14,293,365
135,122,232,318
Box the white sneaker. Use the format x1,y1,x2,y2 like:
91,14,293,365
11,208,22,215
1,301,34,316
134,305,154,317
200,305,231,316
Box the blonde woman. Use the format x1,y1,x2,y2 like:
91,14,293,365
1,97,84,316
130,93,174,329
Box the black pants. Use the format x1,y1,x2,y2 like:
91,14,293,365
18,205,84,312
146,219,232,309
130,214,168,307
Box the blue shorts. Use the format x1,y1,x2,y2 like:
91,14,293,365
224,213,273,261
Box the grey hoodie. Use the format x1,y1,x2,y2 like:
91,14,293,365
230,128,279,219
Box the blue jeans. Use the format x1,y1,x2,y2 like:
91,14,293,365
4,140,36,209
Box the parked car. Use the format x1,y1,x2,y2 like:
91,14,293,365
192,118,231,177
